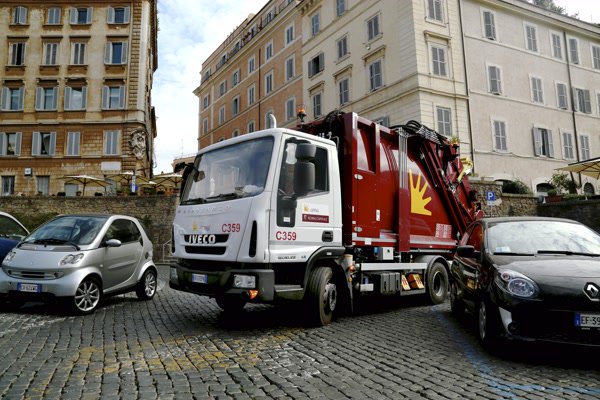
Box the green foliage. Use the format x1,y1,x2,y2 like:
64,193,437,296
502,179,532,194
548,172,580,194
530,0,566,14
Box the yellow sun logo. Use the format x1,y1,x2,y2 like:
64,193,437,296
409,170,432,216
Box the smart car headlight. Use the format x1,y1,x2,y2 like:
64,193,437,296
495,269,539,298
60,253,84,265
3,250,16,264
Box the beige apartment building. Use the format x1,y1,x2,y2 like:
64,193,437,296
196,0,599,194
195,0,303,149
0,0,157,196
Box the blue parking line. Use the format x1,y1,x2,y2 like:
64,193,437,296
432,304,600,398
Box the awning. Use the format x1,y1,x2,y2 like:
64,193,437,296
556,157,600,180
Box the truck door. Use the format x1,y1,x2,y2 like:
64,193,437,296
353,120,379,238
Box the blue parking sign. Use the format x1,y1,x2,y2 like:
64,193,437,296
486,191,496,201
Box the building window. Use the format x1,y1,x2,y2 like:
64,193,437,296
338,78,349,105
427,0,443,22
337,36,348,60
12,6,28,24
65,86,87,110
32,132,57,156
232,69,240,87
369,59,383,91
308,53,324,78
102,85,125,109
265,42,273,61
232,97,240,116
35,87,58,111
556,82,568,110
531,76,544,104
265,111,275,129
568,38,579,64
247,121,255,133
67,131,80,156
436,107,452,136
42,42,59,65
574,88,591,114
431,45,447,76
580,135,590,160
219,80,227,97
482,10,496,40
1,177,15,196
0,132,22,156
562,132,574,160
202,95,210,110
367,14,380,41
336,0,346,16
71,42,87,65
592,45,600,70
248,85,255,106
219,106,225,125
312,92,322,118
70,7,93,24
551,33,562,59
104,130,120,155
248,57,255,74
493,120,507,151
311,12,320,36
232,130,240,138
286,97,296,121
107,6,130,24
37,176,50,196
202,118,209,135
285,56,294,81
0,87,24,111
285,24,294,46
525,24,538,52
9,42,26,66
487,65,502,94
533,127,554,157
105,41,128,64
265,71,274,94
47,7,61,25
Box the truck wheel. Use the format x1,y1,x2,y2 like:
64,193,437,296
306,266,336,326
216,295,246,313
449,280,465,317
427,262,448,304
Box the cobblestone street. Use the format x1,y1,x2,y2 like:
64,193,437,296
0,265,599,399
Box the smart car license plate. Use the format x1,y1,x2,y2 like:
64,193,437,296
575,313,600,328
191,273,207,284
17,283,41,293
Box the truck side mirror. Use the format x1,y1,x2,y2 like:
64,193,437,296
456,245,476,258
294,143,316,196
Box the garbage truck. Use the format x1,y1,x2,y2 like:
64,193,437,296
169,111,482,325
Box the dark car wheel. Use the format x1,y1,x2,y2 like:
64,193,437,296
72,277,102,315
478,300,501,349
449,280,465,317
427,262,449,304
136,268,157,300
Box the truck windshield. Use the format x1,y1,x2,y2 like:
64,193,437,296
181,137,274,204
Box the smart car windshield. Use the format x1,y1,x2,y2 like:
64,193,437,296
181,137,274,204
488,220,600,256
25,215,109,246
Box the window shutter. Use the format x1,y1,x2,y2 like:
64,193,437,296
572,88,579,111
532,128,542,156
15,132,21,156
19,7,27,24
124,7,130,23
107,6,115,23
318,53,324,72
70,8,77,24
547,130,554,158
49,132,56,155
119,86,125,109
86,7,92,23
35,87,43,110
104,43,111,64
0,87,7,110
0,133,4,155
51,87,58,110
64,86,72,109
32,132,40,155
121,42,128,63
81,86,87,109
583,90,592,113
102,86,109,109
308,60,314,77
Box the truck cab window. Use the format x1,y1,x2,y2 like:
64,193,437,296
278,140,328,197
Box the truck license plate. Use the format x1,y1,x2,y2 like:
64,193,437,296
17,283,41,293
191,273,207,284
575,313,600,328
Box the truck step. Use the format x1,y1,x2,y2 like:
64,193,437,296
274,285,303,301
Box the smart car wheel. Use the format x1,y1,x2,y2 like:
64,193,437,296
72,277,102,315
136,268,157,300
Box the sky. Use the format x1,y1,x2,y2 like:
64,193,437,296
151,0,600,175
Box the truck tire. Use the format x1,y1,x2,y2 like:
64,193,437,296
216,295,246,313
306,266,336,326
427,262,448,304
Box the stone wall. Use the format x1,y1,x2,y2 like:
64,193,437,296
538,199,600,232
470,180,538,218
0,195,178,262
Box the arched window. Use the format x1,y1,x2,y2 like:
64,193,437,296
583,182,595,195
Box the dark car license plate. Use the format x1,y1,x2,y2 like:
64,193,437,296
575,313,600,328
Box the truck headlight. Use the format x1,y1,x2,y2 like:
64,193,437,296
233,274,256,289
495,269,539,298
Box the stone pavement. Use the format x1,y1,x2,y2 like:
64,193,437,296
0,265,599,399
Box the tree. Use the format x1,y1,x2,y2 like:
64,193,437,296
528,0,566,15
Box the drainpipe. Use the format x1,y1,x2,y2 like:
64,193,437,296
563,30,582,187
457,0,476,174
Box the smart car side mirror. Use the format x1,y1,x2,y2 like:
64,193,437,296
104,239,122,248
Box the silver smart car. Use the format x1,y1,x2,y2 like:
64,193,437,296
0,214,157,314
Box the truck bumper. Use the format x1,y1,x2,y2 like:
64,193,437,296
169,262,275,302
